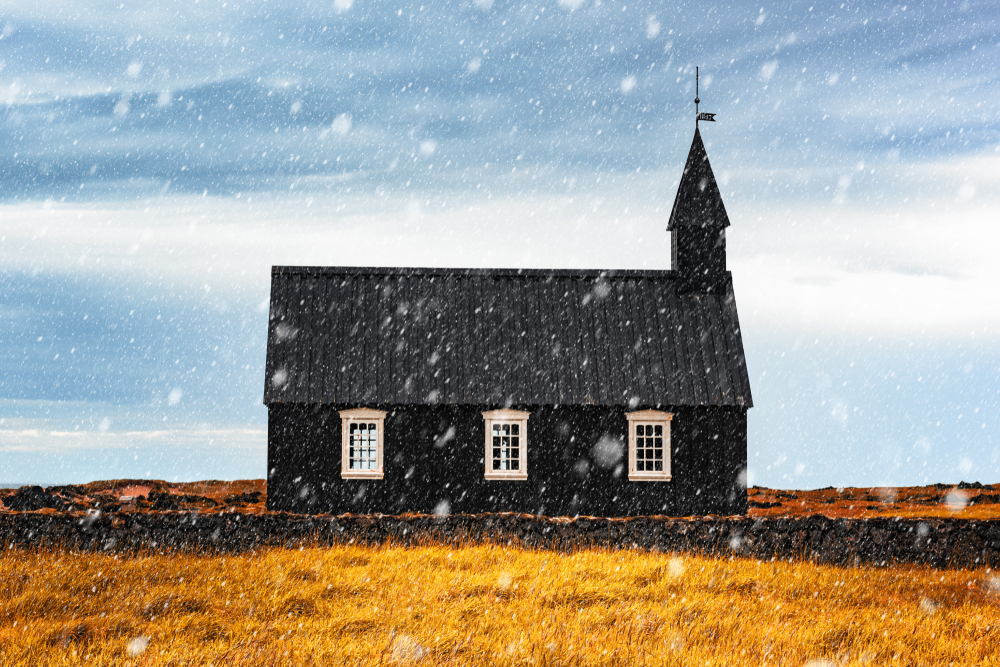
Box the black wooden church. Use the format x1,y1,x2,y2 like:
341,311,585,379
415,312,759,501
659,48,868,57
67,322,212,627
264,123,752,517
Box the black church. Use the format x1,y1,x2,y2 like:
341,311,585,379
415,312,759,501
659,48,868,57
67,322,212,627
264,123,752,517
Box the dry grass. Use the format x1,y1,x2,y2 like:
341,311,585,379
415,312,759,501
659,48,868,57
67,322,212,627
2,544,1000,666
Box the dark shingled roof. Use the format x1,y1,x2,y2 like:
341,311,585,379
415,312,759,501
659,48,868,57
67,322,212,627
264,267,752,408
667,127,731,230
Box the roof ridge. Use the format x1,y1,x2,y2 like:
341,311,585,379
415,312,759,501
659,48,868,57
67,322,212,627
271,266,681,279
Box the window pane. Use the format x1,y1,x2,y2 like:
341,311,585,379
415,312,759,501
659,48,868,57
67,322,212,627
347,420,379,472
654,425,663,436
637,449,645,460
654,437,662,448
654,461,663,471
636,425,643,436
487,419,527,475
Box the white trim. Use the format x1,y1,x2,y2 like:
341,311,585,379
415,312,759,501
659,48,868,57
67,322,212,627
626,409,673,482
482,409,530,480
340,408,387,480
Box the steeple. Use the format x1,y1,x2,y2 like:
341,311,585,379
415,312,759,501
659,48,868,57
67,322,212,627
667,127,731,232
668,71,730,294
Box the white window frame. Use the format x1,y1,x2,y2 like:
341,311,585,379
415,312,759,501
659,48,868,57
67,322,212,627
482,409,530,480
626,409,673,482
339,408,387,480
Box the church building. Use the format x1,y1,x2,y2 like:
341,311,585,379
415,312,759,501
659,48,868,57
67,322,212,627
263,115,752,517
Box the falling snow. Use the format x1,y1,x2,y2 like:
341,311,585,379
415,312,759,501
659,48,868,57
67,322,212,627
0,0,996,487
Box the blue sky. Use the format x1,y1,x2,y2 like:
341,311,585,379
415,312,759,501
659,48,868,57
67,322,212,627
1,0,998,488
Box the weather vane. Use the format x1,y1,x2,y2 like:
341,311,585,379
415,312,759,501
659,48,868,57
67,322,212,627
695,66,716,125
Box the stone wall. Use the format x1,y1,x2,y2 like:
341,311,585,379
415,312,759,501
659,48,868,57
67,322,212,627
2,512,998,569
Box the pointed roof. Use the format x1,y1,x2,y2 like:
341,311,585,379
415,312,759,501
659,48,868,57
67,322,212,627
666,127,730,230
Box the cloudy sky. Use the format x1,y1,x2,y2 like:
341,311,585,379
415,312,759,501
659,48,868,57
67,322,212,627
1,0,997,488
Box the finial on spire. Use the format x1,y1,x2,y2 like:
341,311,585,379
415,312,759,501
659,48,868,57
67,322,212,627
695,66,717,125
695,67,700,115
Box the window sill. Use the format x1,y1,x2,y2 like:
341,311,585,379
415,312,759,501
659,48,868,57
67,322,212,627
484,473,528,481
628,474,672,482
341,471,384,480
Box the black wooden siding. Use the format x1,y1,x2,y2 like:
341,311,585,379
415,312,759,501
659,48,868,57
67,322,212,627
267,403,748,516
264,267,752,408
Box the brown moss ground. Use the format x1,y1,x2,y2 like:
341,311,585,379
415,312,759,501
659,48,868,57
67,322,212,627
3,481,999,520
747,484,1000,521
2,544,1000,666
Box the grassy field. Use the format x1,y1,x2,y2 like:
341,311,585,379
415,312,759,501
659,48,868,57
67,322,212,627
2,543,1000,666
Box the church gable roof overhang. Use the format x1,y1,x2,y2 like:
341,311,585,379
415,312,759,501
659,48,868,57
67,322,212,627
264,266,752,409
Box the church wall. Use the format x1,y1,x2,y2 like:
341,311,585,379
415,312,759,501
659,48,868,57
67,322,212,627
267,403,747,517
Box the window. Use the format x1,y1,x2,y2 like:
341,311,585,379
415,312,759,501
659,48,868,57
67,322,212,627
626,410,673,481
339,408,387,479
482,409,530,480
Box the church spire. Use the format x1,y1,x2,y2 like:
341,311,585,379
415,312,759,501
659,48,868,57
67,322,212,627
668,70,730,293
666,125,730,231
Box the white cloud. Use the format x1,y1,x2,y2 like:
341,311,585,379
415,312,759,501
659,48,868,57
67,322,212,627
3,153,996,340
0,426,265,453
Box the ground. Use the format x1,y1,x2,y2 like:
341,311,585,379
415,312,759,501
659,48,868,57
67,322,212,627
2,481,999,665
2,480,999,520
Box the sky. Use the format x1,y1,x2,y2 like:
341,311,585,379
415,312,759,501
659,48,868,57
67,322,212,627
1,0,998,489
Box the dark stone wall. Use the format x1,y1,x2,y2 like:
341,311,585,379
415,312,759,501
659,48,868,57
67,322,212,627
3,512,998,569
267,403,747,517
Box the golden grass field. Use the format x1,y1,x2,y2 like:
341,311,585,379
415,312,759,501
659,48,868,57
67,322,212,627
2,543,1000,666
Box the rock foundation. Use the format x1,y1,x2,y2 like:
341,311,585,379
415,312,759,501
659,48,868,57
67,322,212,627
2,512,999,569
